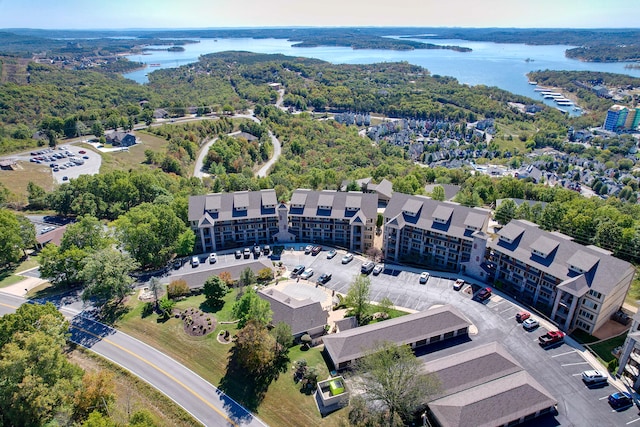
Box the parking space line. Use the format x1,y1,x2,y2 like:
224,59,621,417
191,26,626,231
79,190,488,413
599,395,610,400
551,350,578,358
500,306,515,314
561,362,589,367
626,417,640,424
572,373,583,376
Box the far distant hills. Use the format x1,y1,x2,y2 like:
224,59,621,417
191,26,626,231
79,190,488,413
1,27,640,62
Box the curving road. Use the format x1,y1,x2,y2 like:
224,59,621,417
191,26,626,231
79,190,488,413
0,292,267,427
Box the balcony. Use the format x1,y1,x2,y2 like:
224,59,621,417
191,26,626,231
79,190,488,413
625,364,639,379
631,351,640,365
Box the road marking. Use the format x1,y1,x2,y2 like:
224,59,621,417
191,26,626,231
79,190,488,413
0,302,19,309
627,417,640,424
599,395,610,400
552,350,577,358
500,306,515,314
71,324,241,427
561,362,589,367
572,373,583,376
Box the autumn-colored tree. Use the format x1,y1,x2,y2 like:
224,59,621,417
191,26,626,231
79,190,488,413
219,271,234,286
167,279,190,299
234,320,276,375
73,370,116,421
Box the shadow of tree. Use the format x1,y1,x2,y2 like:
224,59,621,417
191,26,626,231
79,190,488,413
141,302,154,318
199,299,224,313
99,301,130,325
218,346,290,415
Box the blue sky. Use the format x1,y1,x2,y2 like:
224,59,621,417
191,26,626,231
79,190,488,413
0,0,636,29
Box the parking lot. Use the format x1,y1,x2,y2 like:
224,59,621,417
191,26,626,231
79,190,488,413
10,145,102,183
275,246,640,426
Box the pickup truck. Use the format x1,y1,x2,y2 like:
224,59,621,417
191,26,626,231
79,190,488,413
539,330,565,347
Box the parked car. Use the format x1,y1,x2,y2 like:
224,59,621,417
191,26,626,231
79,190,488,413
254,245,261,256
209,253,217,264
608,392,633,409
516,311,530,322
361,261,375,274
522,318,539,330
304,245,313,254
372,264,384,275
78,150,86,154
311,245,322,255
341,253,354,264
243,248,251,258
235,249,242,259
539,330,565,347
191,256,200,267
292,265,305,276
317,273,332,284
300,269,314,279
581,370,607,384
327,249,337,259
419,272,430,284
263,245,271,255
62,176,68,181
453,279,465,291
476,287,492,301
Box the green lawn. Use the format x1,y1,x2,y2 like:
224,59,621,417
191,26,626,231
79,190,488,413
116,292,348,427
0,255,41,288
0,274,25,288
588,334,628,366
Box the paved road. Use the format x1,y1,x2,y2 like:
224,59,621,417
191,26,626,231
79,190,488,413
0,292,267,427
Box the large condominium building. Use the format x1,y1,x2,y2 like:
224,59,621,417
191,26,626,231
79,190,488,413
616,312,640,389
382,193,491,272
189,189,378,254
603,104,640,131
287,189,378,254
488,220,635,333
188,189,279,253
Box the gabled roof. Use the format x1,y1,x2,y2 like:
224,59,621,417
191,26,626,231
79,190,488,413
288,190,377,222
489,220,635,296
323,305,470,365
529,235,559,257
258,288,328,336
384,193,490,241
428,371,557,427
374,178,393,199
188,190,278,222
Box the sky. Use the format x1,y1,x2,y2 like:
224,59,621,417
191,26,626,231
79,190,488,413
0,0,636,30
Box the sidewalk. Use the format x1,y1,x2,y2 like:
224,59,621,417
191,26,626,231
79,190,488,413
1,268,47,296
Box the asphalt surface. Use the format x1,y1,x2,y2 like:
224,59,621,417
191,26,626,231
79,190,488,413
0,292,267,427
8,145,102,183
273,246,640,426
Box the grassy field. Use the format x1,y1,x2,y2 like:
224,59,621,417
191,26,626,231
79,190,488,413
588,334,627,366
0,274,25,288
0,255,42,288
92,131,170,174
0,162,56,203
116,292,349,427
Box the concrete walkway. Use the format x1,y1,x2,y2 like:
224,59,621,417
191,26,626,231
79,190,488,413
1,271,47,296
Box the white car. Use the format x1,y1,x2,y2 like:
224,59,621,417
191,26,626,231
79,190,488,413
300,268,314,279
209,253,217,264
191,256,200,267
372,264,384,275
522,318,539,330
581,370,607,384
419,272,430,284
341,253,354,264
305,245,313,254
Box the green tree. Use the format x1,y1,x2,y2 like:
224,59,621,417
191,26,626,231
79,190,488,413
39,243,87,287
430,185,446,201
73,370,116,422
239,267,257,288
271,321,293,355
158,297,176,319
203,275,229,307
494,199,518,225
0,209,24,267
148,277,162,309
356,342,440,426
60,215,111,252
232,288,272,328
345,275,371,325
81,248,138,305
377,297,394,320
27,181,48,210
114,203,191,268
0,303,83,427
15,214,36,257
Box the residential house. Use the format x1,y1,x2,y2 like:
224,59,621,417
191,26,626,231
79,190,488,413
0,159,17,170
258,287,329,340
487,220,635,334
188,190,280,252
287,190,377,254
322,305,471,370
105,132,137,147
383,193,491,272
424,342,557,427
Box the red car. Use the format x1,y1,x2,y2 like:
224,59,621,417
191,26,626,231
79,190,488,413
78,150,86,154
516,311,530,322
477,287,492,301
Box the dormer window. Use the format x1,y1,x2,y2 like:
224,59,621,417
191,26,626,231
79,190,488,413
432,205,453,225
402,198,422,217
499,235,514,244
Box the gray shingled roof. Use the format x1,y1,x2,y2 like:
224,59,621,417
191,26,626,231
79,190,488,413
384,193,490,241
489,220,635,296
423,342,523,399
188,190,278,222
529,235,560,257
428,371,557,427
258,288,329,336
288,190,377,221
322,305,471,365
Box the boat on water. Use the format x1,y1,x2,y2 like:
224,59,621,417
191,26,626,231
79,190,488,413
528,81,537,85
543,94,556,99
149,63,161,67
556,100,573,106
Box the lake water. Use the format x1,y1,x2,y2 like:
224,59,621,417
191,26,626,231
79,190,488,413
124,37,640,112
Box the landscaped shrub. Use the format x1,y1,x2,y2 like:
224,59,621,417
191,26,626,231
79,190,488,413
167,279,190,299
